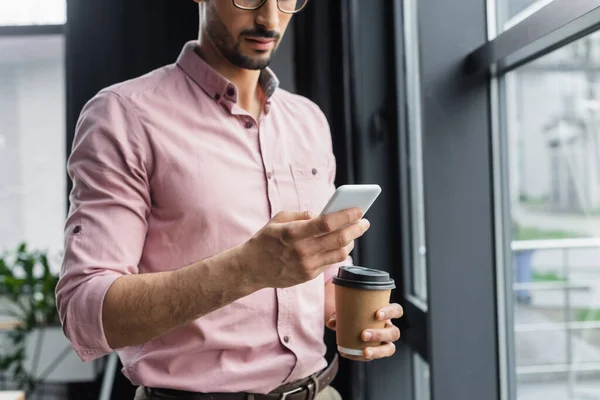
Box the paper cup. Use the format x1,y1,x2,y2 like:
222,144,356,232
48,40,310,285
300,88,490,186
332,266,395,357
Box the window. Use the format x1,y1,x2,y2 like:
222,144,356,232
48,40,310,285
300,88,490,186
398,0,501,397
395,0,430,395
0,0,66,26
496,0,557,32
402,0,427,305
472,1,600,399
502,31,600,400
0,11,66,269
392,0,600,398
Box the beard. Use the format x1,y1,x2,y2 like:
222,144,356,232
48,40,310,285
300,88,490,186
204,2,280,70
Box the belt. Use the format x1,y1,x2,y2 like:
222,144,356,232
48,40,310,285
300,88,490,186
146,355,339,400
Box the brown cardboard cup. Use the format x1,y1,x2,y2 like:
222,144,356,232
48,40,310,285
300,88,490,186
332,266,395,357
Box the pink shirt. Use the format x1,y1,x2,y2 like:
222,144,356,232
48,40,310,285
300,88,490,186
56,41,350,394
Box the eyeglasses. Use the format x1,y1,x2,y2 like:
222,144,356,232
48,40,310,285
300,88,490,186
232,0,310,14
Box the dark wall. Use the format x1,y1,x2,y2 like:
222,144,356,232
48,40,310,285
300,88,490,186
269,20,296,93
418,0,499,397
65,0,198,197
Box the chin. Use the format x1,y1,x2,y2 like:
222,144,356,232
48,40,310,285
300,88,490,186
249,53,272,62
226,48,273,70
244,54,273,67
244,47,273,56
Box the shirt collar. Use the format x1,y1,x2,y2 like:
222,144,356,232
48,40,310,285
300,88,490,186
176,41,280,106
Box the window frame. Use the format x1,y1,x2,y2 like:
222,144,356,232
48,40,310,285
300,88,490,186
405,0,500,398
468,0,600,75
394,0,600,399
0,25,64,36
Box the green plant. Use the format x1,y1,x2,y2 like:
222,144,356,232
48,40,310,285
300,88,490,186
531,270,564,282
519,194,548,206
0,243,60,391
576,309,600,322
512,221,585,241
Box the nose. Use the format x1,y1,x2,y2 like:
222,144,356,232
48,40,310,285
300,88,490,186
255,0,280,32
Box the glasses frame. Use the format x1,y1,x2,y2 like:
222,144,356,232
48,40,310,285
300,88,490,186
232,0,310,14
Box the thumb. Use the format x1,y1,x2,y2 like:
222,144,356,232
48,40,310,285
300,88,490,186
272,210,316,223
326,314,337,331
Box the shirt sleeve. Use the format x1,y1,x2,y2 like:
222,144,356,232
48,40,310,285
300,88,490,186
55,91,152,362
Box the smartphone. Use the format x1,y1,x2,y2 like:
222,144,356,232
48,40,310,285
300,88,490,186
320,184,382,216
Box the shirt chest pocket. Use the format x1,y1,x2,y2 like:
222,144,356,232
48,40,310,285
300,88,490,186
289,162,334,213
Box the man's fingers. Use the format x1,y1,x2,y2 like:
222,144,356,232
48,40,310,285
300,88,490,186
376,303,404,320
272,210,315,224
362,325,401,343
340,343,397,362
340,353,373,362
326,315,337,331
313,219,369,253
299,208,364,237
319,241,355,266
363,342,396,360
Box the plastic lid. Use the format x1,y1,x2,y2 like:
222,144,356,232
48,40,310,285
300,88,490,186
332,266,396,290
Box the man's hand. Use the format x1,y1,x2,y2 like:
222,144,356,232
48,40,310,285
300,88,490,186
326,303,403,362
238,209,370,289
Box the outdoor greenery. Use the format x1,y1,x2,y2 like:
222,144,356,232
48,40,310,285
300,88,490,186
576,309,600,322
519,194,549,206
531,270,564,282
0,243,60,392
512,221,585,241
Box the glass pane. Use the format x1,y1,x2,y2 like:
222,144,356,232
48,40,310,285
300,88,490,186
503,31,600,399
0,0,66,26
413,352,431,400
496,0,556,33
403,0,427,302
0,34,66,270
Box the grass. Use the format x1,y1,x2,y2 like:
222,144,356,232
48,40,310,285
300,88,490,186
576,309,600,322
519,195,548,206
531,270,564,282
512,225,586,241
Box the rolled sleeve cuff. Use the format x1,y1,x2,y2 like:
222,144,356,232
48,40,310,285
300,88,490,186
65,273,121,362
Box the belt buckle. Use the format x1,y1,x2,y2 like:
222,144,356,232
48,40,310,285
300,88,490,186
279,386,304,400
279,374,320,400
309,375,319,396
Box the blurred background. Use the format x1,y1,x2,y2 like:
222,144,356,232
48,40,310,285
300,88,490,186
2,0,600,399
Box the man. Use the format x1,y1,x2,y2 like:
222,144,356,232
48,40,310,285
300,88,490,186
56,0,404,399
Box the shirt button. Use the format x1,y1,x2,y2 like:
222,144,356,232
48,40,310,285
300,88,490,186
312,168,318,176
245,121,253,129
214,93,221,101
267,172,273,179
227,87,235,97
73,225,82,234
283,336,290,343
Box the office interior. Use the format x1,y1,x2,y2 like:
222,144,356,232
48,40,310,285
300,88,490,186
1,0,599,399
